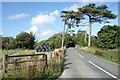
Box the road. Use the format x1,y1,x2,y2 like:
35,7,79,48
59,48,119,79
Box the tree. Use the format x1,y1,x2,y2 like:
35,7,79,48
96,25,119,49
61,10,83,47
68,29,75,36
2,37,9,49
78,3,117,47
0,35,1,49
35,33,63,49
61,11,69,47
48,33,62,49
77,29,87,43
2,37,14,49
15,32,35,49
73,30,87,46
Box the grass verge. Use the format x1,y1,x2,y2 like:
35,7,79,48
2,48,65,79
79,47,119,64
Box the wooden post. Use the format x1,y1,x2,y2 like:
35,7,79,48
3,55,7,73
45,55,48,68
43,55,48,74
43,54,45,59
50,52,52,59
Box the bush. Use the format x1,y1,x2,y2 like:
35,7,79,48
96,25,119,49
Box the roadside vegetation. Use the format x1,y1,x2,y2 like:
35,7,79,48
1,3,119,79
59,3,119,64
80,47,119,64
2,50,35,55
79,25,119,64
0,50,35,70
2,48,65,79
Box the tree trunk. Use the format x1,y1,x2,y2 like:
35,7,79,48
61,23,66,48
65,27,69,34
84,32,87,43
88,18,91,47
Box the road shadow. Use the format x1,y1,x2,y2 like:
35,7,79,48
64,62,72,69
64,53,68,57
63,58,72,70
62,49,72,70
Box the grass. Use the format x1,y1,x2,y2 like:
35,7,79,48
2,49,36,55
1,49,36,79
79,47,120,64
1,48,65,79
0,49,36,70
33,58,64,79
2,59,64,79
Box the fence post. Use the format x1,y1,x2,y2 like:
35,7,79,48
43,54,45,59
43,54,48,73
45,55,48,68
3,55,7,73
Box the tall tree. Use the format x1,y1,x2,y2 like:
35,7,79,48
96,25,119,49
68,29,75,36
0,35,1,49
15,32,35,49
2,37,14,49
61,10,83,47
61,11,68,47
78,3,117,47
78,30,87,43
2,37,9,49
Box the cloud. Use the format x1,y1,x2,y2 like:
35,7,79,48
50,10,59,16
27,25,39,35
27,10,59,39
0,32,3,35
8,13,29,20
63,4,80,12
38,29,56,41
31,14,56,26
40,29,54,36
30,10,59,26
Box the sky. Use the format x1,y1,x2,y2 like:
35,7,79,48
1,1,119,41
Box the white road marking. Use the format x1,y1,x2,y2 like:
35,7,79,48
88,61,118,79
75,51,84,59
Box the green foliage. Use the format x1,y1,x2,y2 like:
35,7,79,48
2,32,35,50
96,25,119,49
2,58,64,79
61,10,83,29
34,40,46,49
35,30,88,49
80,47,119,64
72,30,88,47
78,3,117,23
78,3,117,47
0,35,2,49
91,36,97,47
60,10,84,47
64,34,73,46
2,37,14,50
15,32,35,49
61,3,117,47
2,48,65,79
2,37,9,49
2,50,35,55
47,33,62,49
35,33,77,49
41,58,64,79
35,33,62,49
